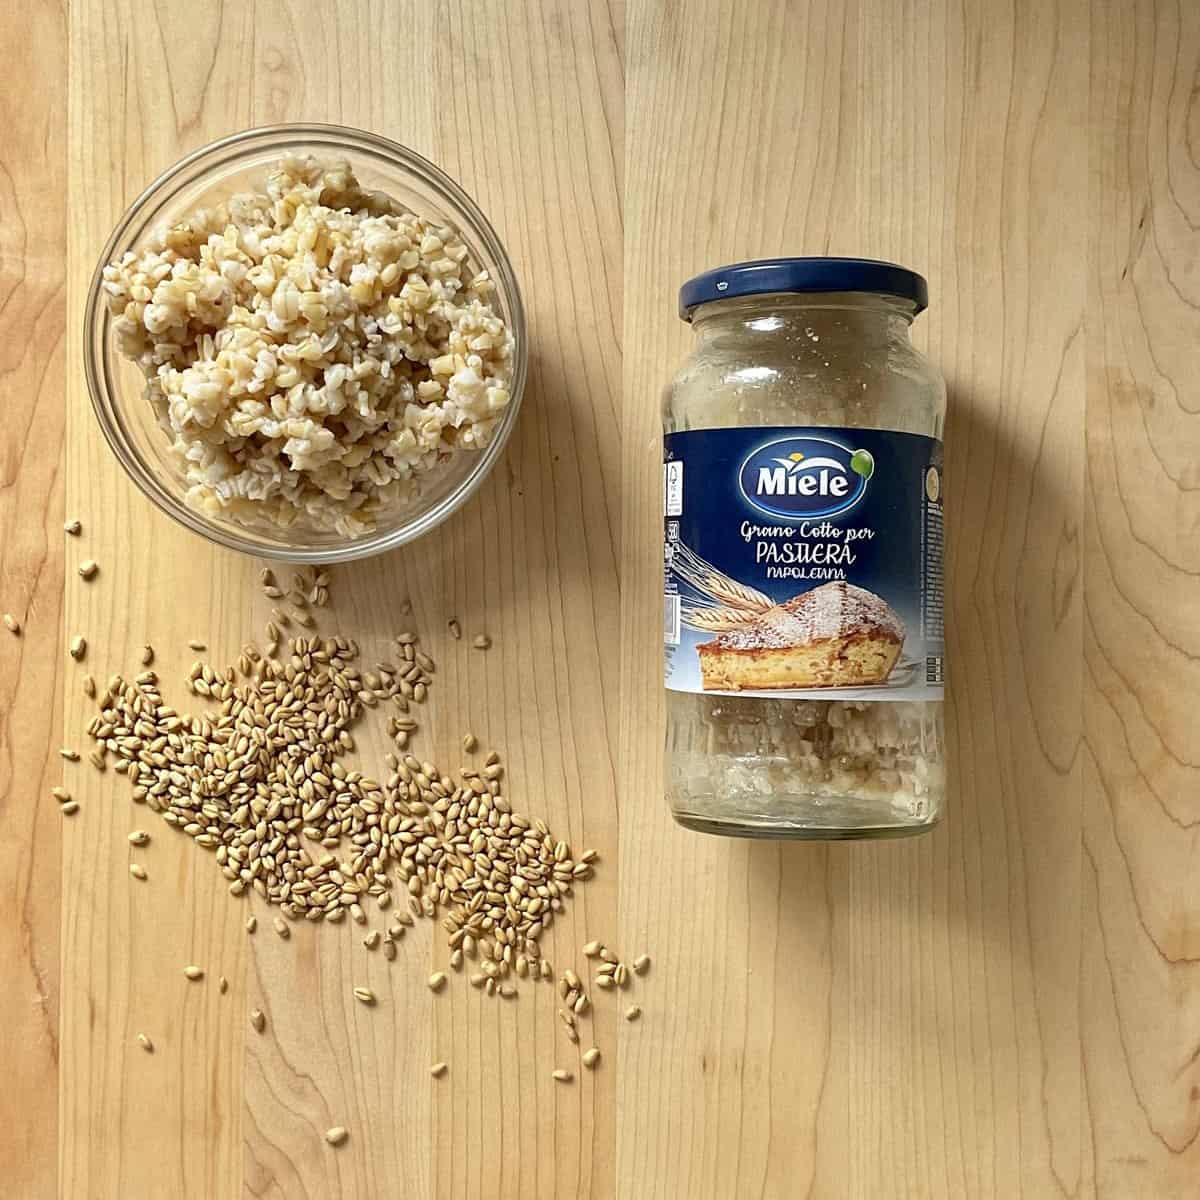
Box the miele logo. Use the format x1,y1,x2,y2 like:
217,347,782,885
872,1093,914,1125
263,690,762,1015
738,436,873,520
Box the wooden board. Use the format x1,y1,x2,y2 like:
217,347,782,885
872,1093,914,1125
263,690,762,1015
1083,2,1200,1193
622,3,1090,1194
0,1,1197,1197
0,1,67,1196
620,2,1197,1198
58,2,621,1198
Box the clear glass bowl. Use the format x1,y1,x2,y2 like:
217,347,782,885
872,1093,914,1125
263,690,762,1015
83,124,527,563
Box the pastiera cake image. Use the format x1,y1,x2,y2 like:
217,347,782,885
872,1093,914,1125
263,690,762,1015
695,581,905,691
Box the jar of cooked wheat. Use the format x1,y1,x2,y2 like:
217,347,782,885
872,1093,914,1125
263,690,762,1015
662,258,945,838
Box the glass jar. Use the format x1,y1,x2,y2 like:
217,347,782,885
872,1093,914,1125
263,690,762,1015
662,258,946,839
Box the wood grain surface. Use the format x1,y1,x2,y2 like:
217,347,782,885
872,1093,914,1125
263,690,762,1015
624,0,1085,1189
60,2,621,1198
0,1,67,1196
0,0,1196,1197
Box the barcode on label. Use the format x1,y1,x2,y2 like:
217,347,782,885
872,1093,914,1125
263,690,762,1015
664,594,681,645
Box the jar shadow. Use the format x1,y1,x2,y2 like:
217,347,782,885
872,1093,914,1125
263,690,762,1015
736,379,1083,1034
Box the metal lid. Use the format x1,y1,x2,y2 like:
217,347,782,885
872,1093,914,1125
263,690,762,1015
679,256,928,320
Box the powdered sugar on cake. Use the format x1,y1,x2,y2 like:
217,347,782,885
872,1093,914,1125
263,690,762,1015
704,582,904,651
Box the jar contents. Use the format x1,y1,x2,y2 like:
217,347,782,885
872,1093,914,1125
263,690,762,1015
663,258,946,839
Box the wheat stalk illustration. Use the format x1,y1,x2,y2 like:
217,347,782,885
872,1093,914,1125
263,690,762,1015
681,604,757,633
671,541,773,632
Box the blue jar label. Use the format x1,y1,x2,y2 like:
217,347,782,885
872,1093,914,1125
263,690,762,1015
664,426,944,700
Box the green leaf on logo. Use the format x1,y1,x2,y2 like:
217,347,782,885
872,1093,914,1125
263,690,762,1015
850,449,874,480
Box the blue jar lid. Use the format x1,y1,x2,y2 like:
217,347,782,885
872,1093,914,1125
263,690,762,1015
678,256,928,320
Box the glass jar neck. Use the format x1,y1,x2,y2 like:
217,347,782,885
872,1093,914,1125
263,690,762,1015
690,291,916,345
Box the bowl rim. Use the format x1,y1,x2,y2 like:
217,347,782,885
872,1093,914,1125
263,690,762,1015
84,122,527,564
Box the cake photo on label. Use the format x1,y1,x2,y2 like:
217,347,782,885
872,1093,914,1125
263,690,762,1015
694,581,905,691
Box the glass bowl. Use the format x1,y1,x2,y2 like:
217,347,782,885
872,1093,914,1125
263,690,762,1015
83,123,527,563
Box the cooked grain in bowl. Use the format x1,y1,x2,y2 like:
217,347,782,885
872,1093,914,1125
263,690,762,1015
100,156,514,537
